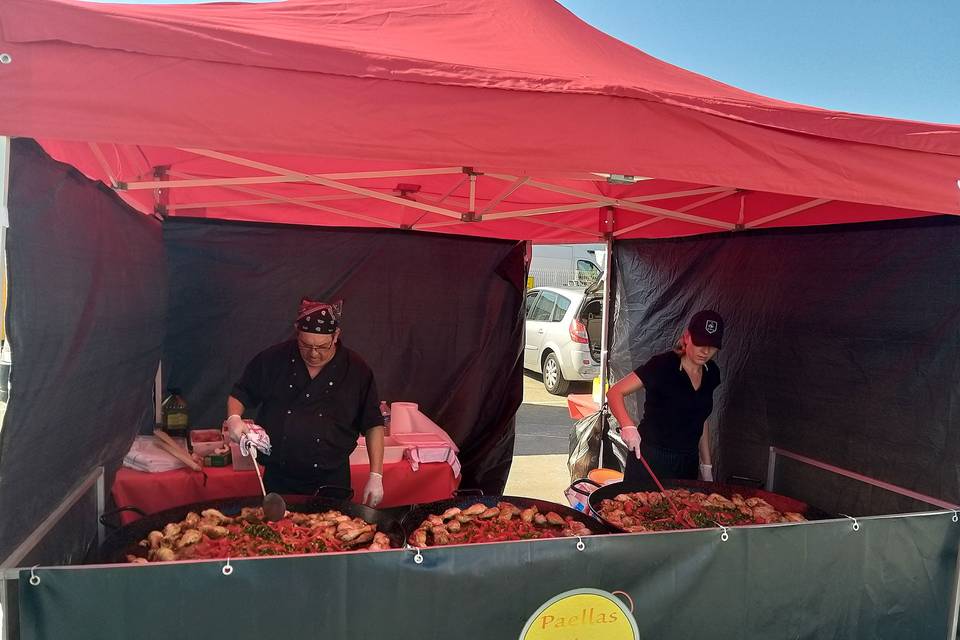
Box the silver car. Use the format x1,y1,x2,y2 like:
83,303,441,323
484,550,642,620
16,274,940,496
524,286,601,395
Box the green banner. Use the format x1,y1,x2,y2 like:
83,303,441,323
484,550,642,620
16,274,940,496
18,513,959,639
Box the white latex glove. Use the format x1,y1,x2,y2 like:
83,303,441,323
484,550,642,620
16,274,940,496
239,425,272,457
699,463,714,482
621,426,641,459
362,472,384,507
223,414,249,443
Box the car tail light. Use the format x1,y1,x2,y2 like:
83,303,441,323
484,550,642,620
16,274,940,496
569,318,589,344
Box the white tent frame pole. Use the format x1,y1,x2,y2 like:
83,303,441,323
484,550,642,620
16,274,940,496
122,166,465,190
598,208,615,468
481,177,529,214
614,190,737,237
179,149,466,220
0,136,9,361
167,171,398,228
745,198,831,228
88,143,118,188
168,193,364,212
487,174,735,230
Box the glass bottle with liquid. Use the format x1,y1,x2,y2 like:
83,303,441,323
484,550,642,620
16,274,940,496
161,387,190,441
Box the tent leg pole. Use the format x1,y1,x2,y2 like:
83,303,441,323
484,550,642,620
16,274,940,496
947,540,960,640
598,220,614,468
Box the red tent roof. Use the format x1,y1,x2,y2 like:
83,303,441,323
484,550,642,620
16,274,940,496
2,0,959,241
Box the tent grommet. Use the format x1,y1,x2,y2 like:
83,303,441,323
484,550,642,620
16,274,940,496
0,53,11,65
840,514,860,532
411,547,424,564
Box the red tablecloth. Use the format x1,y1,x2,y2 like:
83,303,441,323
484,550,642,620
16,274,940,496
567,393,599,420
113,461,459,524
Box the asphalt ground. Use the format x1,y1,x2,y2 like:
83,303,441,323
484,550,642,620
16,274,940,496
513,372,590,456
505,372,592,503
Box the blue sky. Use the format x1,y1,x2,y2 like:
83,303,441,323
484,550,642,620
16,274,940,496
558,1,959,124
84,0,959,124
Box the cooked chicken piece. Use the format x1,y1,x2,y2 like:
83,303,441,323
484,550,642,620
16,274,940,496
199,516,223,528
646,493,662,506
200,525,230,539
690,492,709,504
409,528,428,547
745,498,765,508
498,502,522,516
431,526,450,546
446,519,462,533
520,506,538,523
462,503,487,516
367,532,392,551
201,509,227,523
162,523,181,539
344,530,375,547
478,507,500,519
333,515,352,523
545,512,565,526
338,524,373,542
455,513,475,524
289,513,310,525
533,513,548,526
337,520,364,534
441,507,462,520
127,555,149,564
151,547,176,562
497,509,515,522
184,512,201,527
427,515,445,527
751,507,779,524
782,512,806,523
147,530,164,549
614,493,631,503
704,494,735,509
176,529,202,548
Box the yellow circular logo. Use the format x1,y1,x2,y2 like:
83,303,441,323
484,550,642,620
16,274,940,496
519,588,639,640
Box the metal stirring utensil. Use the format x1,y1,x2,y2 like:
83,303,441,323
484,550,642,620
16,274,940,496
247,443,287,522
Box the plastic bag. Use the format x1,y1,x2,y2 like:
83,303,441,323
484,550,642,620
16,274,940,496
567,410,629,483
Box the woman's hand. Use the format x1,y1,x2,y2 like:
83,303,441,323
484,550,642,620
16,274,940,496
621,426,642,459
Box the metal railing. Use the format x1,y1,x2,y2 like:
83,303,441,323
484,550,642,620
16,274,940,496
766,446,958,510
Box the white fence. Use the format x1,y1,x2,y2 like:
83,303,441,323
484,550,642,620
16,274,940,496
528,268,595,288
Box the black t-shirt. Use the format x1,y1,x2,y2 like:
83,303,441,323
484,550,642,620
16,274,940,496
634,351,721,453
231,340,382,479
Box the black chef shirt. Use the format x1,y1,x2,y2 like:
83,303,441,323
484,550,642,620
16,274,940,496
634,351,721,452
231,340,382,481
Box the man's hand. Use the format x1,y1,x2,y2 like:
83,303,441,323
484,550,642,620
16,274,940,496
621,426,641,459
223,414,249,442
362,472,384,507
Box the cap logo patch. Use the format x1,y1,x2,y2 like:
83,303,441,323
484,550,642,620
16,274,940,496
705,320,718,334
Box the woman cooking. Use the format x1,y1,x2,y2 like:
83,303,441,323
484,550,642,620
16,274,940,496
606,310,724,487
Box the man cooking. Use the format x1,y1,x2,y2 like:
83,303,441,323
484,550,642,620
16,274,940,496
224,298,385,507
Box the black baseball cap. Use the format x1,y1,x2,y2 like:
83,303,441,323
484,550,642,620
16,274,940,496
688,310,724,349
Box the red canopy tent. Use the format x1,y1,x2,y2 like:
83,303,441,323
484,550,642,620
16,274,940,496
1,0,958,243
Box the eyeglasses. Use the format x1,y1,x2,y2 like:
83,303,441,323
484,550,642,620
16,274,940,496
298,340,336,354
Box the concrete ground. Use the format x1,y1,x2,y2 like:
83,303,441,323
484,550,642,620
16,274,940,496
504,373,591,504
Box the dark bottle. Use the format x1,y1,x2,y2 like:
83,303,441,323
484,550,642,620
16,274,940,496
161,387,189,441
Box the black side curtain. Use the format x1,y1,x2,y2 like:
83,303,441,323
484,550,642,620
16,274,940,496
0,139,165,560
609,217,960,515
162,219,525,493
